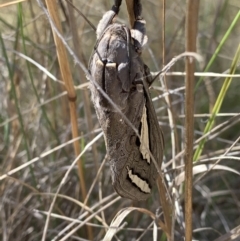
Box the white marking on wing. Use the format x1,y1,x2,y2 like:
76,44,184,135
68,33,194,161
127,167,151,193
139,105,151,163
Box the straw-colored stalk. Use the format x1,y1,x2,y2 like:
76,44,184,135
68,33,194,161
185,1,200,241
44,0,92,239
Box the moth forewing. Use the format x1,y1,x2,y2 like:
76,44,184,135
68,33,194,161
143,74,164,176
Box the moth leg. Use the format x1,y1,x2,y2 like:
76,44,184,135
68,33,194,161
112,0,122,13
90,58,110,109
130,0,148,53
105,62,129,110
91,58,104,86
91,59,125,110
96,0,122,39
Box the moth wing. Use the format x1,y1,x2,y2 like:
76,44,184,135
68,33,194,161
142,72,164,178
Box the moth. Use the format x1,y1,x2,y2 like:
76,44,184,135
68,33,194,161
88,0,164,201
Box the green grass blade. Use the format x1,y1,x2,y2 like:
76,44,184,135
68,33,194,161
195,10,240,91
193,43,240,162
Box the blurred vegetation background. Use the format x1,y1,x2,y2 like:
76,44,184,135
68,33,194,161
0,0,240,240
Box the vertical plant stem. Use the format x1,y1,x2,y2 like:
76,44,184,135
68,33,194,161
185,1,199,241
125,0,135,28
162,0,165,67
67,0,99,172
157,179,171,240
160,0,173,239
43,0,91,239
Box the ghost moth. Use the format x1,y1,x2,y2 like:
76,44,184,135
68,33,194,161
88,0,164,201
